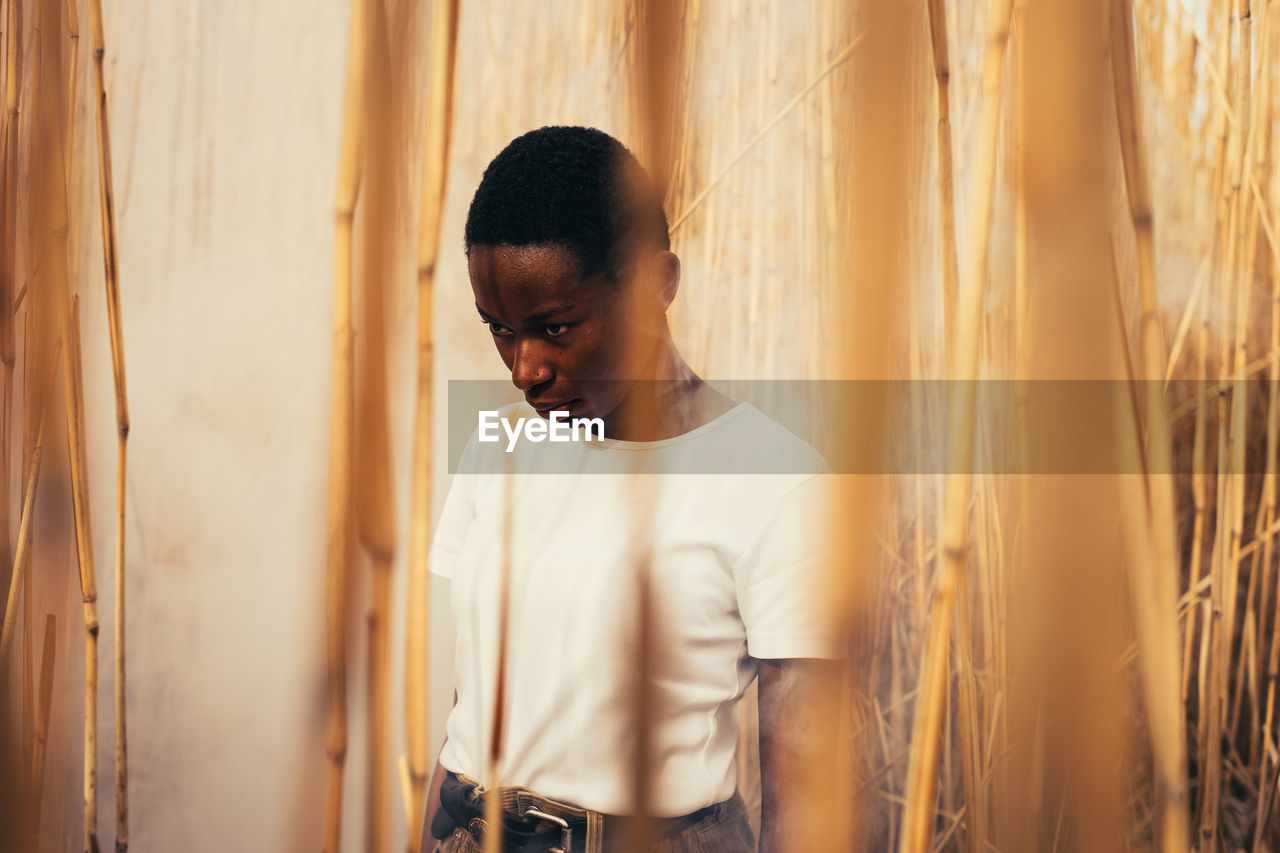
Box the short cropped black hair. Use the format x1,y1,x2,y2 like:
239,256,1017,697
464,126,671,283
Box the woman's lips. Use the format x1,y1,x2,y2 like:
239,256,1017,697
531,398,578,416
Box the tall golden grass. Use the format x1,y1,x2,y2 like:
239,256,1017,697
10,0,1280,851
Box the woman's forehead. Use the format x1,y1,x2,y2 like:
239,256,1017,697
469,243,611,319
469,243,581,281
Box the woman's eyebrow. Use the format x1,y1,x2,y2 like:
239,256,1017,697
523,304,576,324
476,303,577,325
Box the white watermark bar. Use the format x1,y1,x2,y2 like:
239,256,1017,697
445,379,1253,475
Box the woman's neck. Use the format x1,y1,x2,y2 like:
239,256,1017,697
602,338,734,441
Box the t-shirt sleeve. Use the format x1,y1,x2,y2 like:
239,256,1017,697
427,430,482,580
732,475,845,660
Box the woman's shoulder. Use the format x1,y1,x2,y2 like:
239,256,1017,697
690,400,833,477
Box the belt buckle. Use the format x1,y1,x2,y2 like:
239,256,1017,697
523,807,572,853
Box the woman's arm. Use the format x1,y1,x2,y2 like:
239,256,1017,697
756,658,846,852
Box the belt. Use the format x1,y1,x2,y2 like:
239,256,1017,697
432,771,718,853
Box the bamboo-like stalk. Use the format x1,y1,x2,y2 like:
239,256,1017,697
65,0,76,164
627,566,654,852
22,0,48,816
28,613,56,846
925,4,985,851
0,414,46,663
898,2,1015,851
1181,314,1210,710
1200,1,1250,842
482,469,515,853
925,0,959,359
1253,16,1280,846
1230,1,1273,755
38,5,102,846
1008,15,1031,839
323,0,368,849
1012,5,1129,849
1163,260,1208,383
1257,460,1280,852
627,3,681,849
84,0,131,846
1212,2,1258,845
404,1,459,848
66,295,99,853
632,0,678,200
1107,1,1192,848
664,0,700,219
20,371,32,853
355,6,398,850
366,563,391,853
0,0,20,650
397,755,412,838
1014,0,1028,357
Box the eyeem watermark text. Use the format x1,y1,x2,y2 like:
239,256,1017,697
478,410,605,453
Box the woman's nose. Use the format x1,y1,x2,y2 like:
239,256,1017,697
510,337,553,392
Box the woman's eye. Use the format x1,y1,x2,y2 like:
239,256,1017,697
486,321,513,337
544,324,570,337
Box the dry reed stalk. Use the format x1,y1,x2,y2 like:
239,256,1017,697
0,0,19,633
626,2,680,848
1108,1,1192,848
1258,489,1280,848
1253,18,1280,846
482,469,515,853
83,0,130,846
1182,314,1210,709
1206,1,1233,224
34,7,101,846
397,755,412,837
1253,2,1277,737
898,1,1014,851
1014,1,1028,357
1009,4,1129,849
404,1,459,847
667,33,863,239
366,560,391,853
664,0,700,219
354,6,400,849
323,0,369,850
0,412,45,663
63,0,80,317
924,5,984,848
1164,259,1209,383
1199,2,1251,840
627,566,655,853
1007,18,1032,836
63,0,76,184
1231,4,1274,756
1210,2,1262,843
20,295,34,818
27,613,56,846
925,0,960,415
632,0,677,200
63,292,99,853
22,0,54,801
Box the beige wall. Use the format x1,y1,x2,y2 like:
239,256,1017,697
21,1,867,851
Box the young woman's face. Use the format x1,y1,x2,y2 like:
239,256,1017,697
468,243,664,423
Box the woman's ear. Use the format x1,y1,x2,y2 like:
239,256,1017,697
650,250,680,311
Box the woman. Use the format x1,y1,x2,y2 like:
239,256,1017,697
421,126,842,853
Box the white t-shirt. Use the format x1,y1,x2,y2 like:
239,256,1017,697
429,400,841,816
